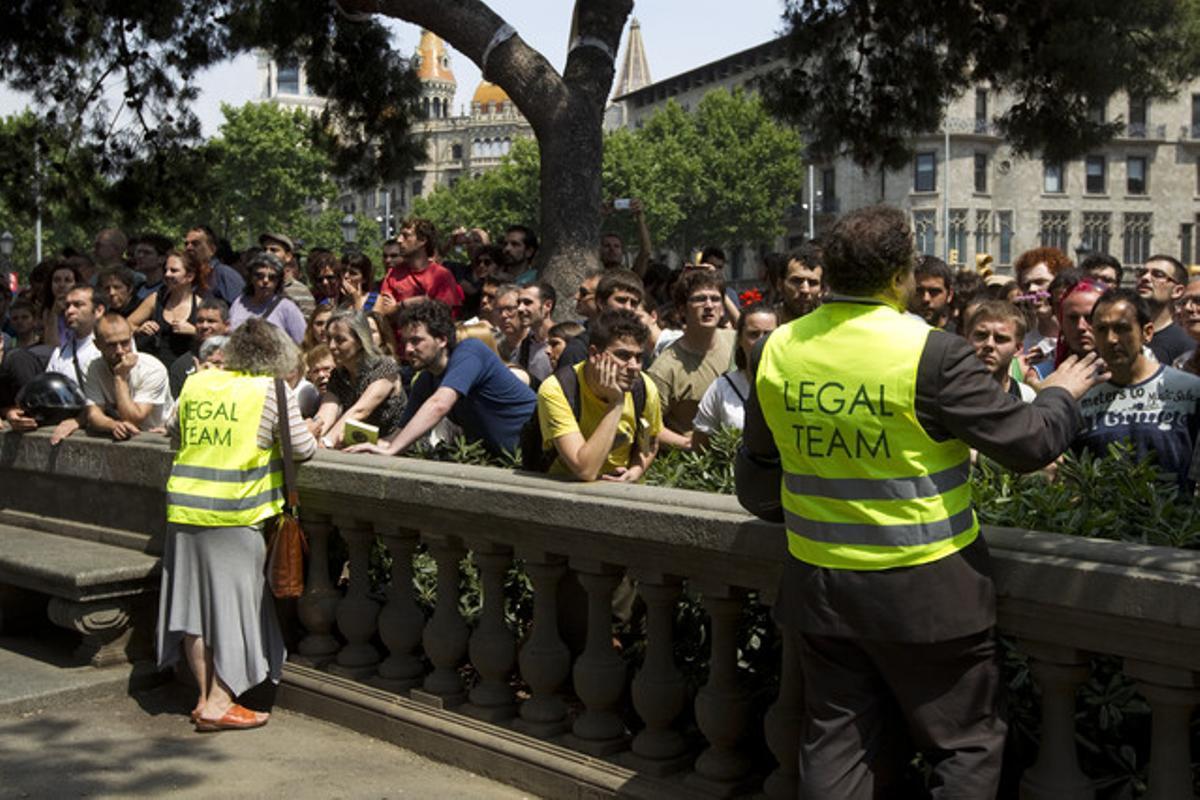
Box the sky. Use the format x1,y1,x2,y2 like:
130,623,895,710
0,2,789,137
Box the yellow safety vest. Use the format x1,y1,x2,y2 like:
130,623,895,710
757,300,978,570
166,370,284,527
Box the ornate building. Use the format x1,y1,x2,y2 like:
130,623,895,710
258,30,533,234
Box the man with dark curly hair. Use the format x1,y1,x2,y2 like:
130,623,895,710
347,299,535,456
737,204,1109,798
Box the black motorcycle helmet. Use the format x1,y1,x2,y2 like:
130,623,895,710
16,372,88,425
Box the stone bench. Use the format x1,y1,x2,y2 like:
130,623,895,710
0,521,160,667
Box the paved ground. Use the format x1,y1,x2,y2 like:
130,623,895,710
0,636,536,800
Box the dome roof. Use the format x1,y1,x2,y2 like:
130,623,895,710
415,30,455,84
472,80,511,108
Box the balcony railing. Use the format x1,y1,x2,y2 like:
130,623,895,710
2,433,1198,799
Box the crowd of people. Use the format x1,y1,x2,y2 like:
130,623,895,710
1,209,1198,493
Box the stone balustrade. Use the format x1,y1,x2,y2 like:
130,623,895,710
2,432,1199,798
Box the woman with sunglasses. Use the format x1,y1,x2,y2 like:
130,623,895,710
228,252,306,344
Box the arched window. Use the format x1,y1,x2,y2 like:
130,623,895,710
422,98,430,118
432,98,441,118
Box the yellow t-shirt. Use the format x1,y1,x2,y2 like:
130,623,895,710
536,362,664,479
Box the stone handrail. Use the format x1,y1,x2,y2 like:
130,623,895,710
1,431,1198,798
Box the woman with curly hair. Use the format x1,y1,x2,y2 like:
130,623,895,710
159,318,315,731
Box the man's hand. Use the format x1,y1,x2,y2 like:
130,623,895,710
1039,351,1111,400
629,198,644,216
586,353,624,407
49,417,80,445
111,420,140,441
112,352,138,380
600,464,644,483
3,407,38,432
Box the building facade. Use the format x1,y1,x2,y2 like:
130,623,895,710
257,31,534,234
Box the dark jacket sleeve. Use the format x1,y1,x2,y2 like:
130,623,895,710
736,336,784,522
914,330,1083,472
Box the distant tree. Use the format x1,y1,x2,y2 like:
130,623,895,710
762,0,1200,168
414,138,541,240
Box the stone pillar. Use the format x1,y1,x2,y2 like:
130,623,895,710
513,551,572,738
688,588,753,796
567,561,628,755
417,533,469,706
294,513,340,667
463,542,517,721
47,595,151,667
370,525,426,693
627,573,689,775
1126,660,1200,800
763,625,803,800
1019,642,1094,800
329,518,381,679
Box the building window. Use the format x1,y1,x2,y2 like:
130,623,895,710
974,153,988,193
1123,213,1153,265
1085,156,1106,194
974,210,991,260
411,178,424,200
1128,96,1147,137
1039,211,1071,252
1044,161,1065,194
949,209,968,263
997,211,1014,265
1193,94,1200,138
1087,97,1106,124
1080,212,1112,255
914,152,937,192
975,90,988,133
451,143,463,160
913,210,937,255
1127,156,1147,195
1182,223,1194,266
820,168,836,212
276,61,300,95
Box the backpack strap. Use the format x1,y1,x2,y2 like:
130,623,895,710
722,372,747,404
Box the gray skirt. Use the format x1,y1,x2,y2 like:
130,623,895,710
156,522,286,697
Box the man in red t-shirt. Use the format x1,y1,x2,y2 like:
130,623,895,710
380,219,464,329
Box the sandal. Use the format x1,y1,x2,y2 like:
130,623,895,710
194,704,269,732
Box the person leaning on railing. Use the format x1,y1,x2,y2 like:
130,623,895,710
737,204,1109,798
159,317,315,732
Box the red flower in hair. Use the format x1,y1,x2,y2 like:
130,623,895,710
739,288,764,307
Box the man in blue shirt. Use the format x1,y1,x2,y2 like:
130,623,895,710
348,299,536,456
185,225,245,307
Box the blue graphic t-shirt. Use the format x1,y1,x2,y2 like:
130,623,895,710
1072,365,1200,491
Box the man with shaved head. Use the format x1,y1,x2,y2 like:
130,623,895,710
82,313,170,439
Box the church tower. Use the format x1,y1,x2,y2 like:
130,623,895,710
612,18,652,99
415,30,456,119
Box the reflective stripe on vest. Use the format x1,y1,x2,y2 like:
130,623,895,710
166,371,284,527
757,301,979,571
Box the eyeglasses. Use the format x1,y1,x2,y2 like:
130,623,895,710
1179,296,1200,309
576,288,593,299
1135,266,1179,284
316,274,339,283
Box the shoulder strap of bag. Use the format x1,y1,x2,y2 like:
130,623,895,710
722,372,748,404
274,377,299,513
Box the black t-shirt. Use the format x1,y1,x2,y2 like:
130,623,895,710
0,345,51,407
1149,322,1193,367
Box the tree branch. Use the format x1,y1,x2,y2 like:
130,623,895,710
350,0,570,130
561,0,631,107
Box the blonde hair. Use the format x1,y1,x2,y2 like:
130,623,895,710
455,321,500,356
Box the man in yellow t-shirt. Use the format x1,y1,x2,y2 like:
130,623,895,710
537,309,663,481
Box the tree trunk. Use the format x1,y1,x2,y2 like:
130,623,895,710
360,0,632,315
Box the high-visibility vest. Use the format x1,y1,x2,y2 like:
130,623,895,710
166,370,284,527
756,300,978,570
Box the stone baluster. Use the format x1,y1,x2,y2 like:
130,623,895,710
294,513,340,668
416,533,469,706
688,586,753,796
627,572,689,774
329,518,381,678
568,560,628,755
763,625,803,800
370,525,426,693
1125,661,1200,800
513,550,572,738
1019,642,1094,800
463,541,517,721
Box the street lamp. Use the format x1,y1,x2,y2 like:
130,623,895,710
340,213,359,251
0,231,13,291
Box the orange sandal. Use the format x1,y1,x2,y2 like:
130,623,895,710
194,704,269,732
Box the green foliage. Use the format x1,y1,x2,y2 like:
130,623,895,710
644,426,742,493
414,90,805,255
764,0,1200,168
413,139,541,244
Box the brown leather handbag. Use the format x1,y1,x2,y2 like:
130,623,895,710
265,378,307,599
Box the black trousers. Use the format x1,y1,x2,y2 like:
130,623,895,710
797,628,1006,800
